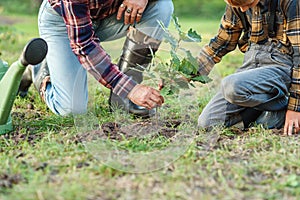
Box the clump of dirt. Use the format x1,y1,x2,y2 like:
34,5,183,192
75,119,182,143
0,173,24,188
195,126,246,152
0,125,45,146
0,108,51,146
268,128,285,135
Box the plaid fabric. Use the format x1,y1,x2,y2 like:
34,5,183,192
47,0,136,98
198,0,300,111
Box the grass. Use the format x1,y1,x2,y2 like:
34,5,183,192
0,13,299,200
0,15,39,64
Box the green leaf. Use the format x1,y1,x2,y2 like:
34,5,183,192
160,85,173,96
170,50,181,70
285,174,300,188
152,62,166,73
191,75,212,83
186,28,202,43
174,78,190,89
178,28,201,43
172,15,182,34
178,32,188,42
155,15,208,93
179,58,195,75
185,50,200,74
178,50,199,76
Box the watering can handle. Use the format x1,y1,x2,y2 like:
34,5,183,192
20,38,48,66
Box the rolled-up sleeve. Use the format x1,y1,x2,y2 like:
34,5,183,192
197,5,243,76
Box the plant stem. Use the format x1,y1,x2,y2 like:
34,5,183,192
155,107,160,127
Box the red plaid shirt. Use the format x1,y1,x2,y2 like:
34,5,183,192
48,0,136,98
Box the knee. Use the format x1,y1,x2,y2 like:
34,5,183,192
221,75,245,104
198,107,216,129
160,1,174,25
46,97,88,116
60,105,87,116
151,0,174,26
198,113,211,128
52,104,88,116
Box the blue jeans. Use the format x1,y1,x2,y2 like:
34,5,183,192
198,43,293,129
37,0,173,115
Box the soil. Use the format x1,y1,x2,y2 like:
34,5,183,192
75,119,182,143
0,107,294,192
0,16,23,25
0,173,24,189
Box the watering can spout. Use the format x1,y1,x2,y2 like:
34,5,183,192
0,38,48,133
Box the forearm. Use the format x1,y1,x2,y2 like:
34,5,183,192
196,6,242,76
60,0,137,98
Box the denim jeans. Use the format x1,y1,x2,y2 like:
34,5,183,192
198,43,293,129
37,0,173,115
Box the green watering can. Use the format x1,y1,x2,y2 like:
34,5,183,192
0,38,47,134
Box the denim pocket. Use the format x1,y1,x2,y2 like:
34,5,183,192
39,1,62,24
269,51,292,68
39,3,66,35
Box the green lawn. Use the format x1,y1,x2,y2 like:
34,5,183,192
0,14,299,200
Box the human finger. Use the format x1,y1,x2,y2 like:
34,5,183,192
152,90,164,104
117,3,126,20
130,9,138,24
158,79,164,90
293,122,299,134
284,122,288,135
284,120,292,136
151,89,161,97
124,7,132,24
150,95,163,106
136,10,143,23
146,100,157,110
288,121,294,136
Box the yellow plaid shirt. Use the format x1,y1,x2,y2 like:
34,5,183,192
197,0,300,111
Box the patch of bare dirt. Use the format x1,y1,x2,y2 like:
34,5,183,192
75,119,182,143
0,173,24,189
0,129,45,146
0,16,23,25
0,111,45,146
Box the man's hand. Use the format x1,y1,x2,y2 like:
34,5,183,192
284,110,300,135
127,84,164,110
117,0,148,24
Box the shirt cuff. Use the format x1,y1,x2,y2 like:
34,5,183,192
80,46,138,98
112,74,137,99
197,49,216,76
288,93,300,112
